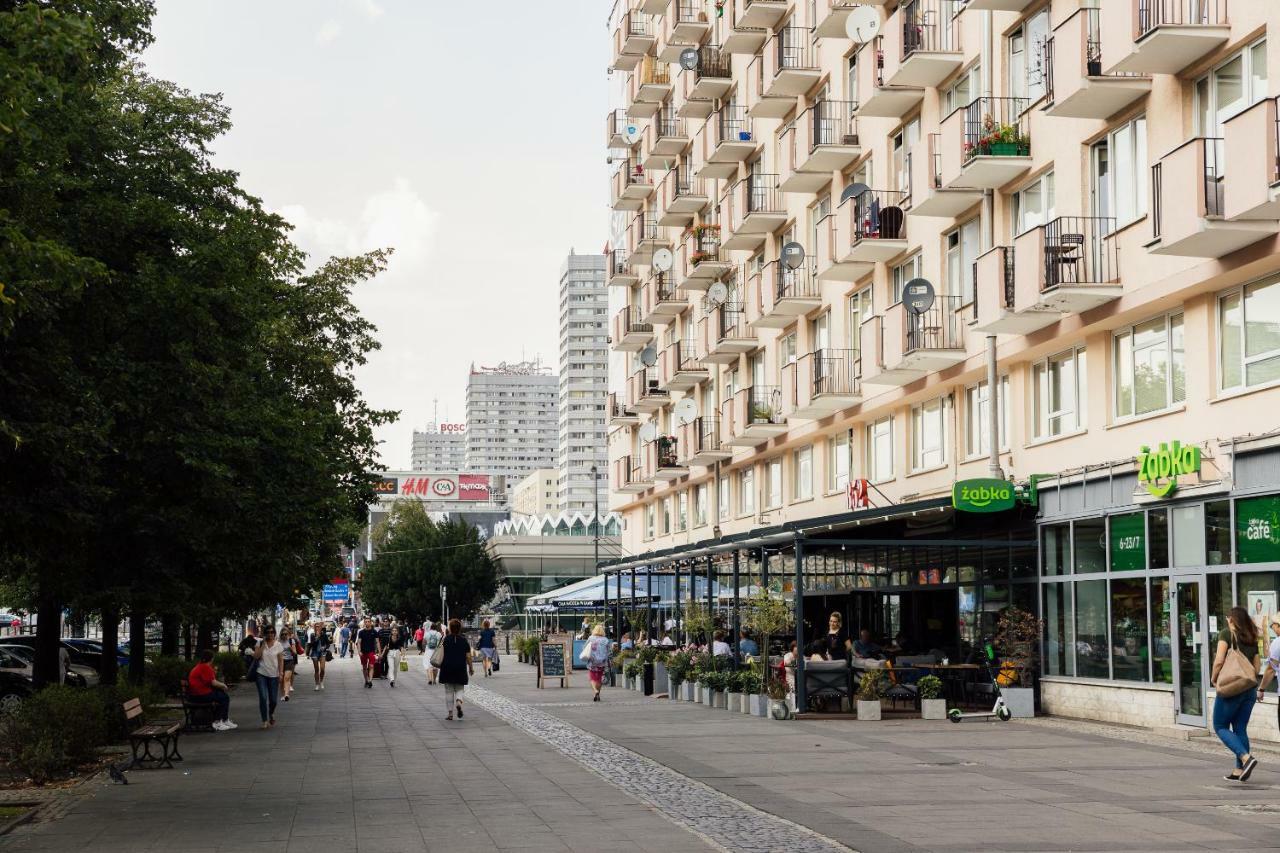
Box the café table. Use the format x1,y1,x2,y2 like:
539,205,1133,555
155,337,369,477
914,662,981,706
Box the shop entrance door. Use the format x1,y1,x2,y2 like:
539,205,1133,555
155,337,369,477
1173,576,1208,727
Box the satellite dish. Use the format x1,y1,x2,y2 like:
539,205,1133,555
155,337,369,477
653,247,674,273
640,344,658,367
839,181,871,205
781,241,806,270
707,281,729,306
639,421,658,442
845,6,881,44
674,398,699,426
902,278,936,314
624,124,642,145
679,48,699,71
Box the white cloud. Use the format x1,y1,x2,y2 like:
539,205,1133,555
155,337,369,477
346,0,384,18
315,19,342,45
278,178,439,271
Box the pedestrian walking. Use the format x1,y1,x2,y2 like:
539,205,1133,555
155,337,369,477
307,621,332,691
386,625,407,688
338,622,350,659
414,624,425,655
582,623,611,702
423,621,443,684
356,617,381,688
477,619,497,677
1213,606,1261,781
375,619,392,679
439,618,473,721
279,627,301,701
252,626,286,729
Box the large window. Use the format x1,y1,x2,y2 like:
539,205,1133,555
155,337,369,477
847,287,872,354
1008,9,1050,105
1091,117,1148,227
1195,40,1268,135
1043,583,1073,676
1074,579,1109,678
1109,512,1145,572
964,376,1009,458
946,218,981,304
1013,171,1055,235
910,396,947,471
1042,523,1070,576
826,434,850,494
793,446,813,501
945,64,980,115
1110,578,1149,683
1114,312,1185,419
739,467,754,516
892,118,919,198
1032,347,1086,439
766,458,782,509
867,416,894,483
1073,518,1106,574
1220,278,1280,392
891,254,922,304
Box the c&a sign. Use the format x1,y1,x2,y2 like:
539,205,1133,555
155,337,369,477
952,478,1016,513
1137,440,1201,498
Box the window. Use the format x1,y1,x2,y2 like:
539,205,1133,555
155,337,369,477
661,498,671,535
793,446,813,501
1012,171,1055,235
766,458,782,508
676,492,688,532
1110,578,1149,683
645,504,655,540
945,64,980,116
1114,312,1185,419
1219,278,1280,391
739,467,755,516
1091,117,1148,227
694,484,707,527
910,396,948,471
718,474,730,521
1008,9,1049,105
964,376,1009,458
891,254,922,304
1042,524,1070,576
1237,495,1280,564
847,287,872,353
845,52,857,101
866,415,894,483
777,332,797,377
1196,40,1268,135
1032,346,1086,439
1043,584,1073,676
891,118,919,197
946,218,980,304
826,433,850,493
1074,579,1108,678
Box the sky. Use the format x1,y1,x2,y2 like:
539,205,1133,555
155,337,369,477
142,0,610,468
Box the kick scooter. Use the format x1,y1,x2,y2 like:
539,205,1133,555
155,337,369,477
948,649,1013,723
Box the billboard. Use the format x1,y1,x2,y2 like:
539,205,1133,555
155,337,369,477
371,472,494,503
322,583,349,603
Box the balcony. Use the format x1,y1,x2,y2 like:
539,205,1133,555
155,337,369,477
720,0,769,54
674,67,716,119
856,38,924,118
678,416,732,465
735,0,787,30
749,28,821,118
627,211,671,263
1223,97,1280,221
780,99,860,193
962,0,1036,9
637,0,670,14
883,0,962,89
749,260,822,328
606,108,635,149
613,454,652,495
695,103,757,180
608,392,640,428
723,174,786,250
607,248,640,289
939,97,1031,190
678,225,732,288
628,366,670,413
612,11,657,72
611,158,654,211
612,306,654,352
699,301,756,363
629,59,673,119
645,437,688,482
837,188,910,263
973,246,1036,334
658,341,708,391
643,115,691,169
1012,216,1123,314
786,348,862,419
681,44,732,101
814,0,893,40
641,272,688,324
1101,0,1229,76
666,0,714,44
723,385,789,447
1150,137,1278,258
1045,9,1151,121
861,296,965,386
657,167,710,226
908,133,982,218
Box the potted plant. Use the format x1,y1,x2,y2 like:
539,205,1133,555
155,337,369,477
965,114,1030,158
743,589,793,718
766,675,791,719
918,674,946,720
856,669,885,720
667,649,693,701
623,659,642,691
994,606,1043,718
737,670,763,715
751,403,775,423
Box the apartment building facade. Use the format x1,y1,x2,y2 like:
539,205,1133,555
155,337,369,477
465,361,559,485
556,251,611,513
512,468,561,518
410,426,466,471
605,0,1280,731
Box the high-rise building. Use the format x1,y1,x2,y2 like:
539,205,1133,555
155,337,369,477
465,360,559,484
510,468,559,518
556,250,609,513
410,427,466,471
605,2,1280,731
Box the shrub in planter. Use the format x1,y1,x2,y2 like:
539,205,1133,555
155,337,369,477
856,670,885,721
766,674,791,720
214,650,247,683
623,660,642,687
917,674,947,720
0,686,108,784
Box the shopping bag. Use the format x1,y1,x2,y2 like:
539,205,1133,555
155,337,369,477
399,658,409,672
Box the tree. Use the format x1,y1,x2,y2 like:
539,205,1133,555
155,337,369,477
362,502,498,627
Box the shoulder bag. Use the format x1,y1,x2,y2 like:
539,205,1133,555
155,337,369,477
1216,630,1259,698
430,636,447,668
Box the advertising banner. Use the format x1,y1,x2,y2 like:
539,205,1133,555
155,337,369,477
322,584,349,603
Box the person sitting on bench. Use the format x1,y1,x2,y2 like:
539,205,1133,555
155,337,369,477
187,649,236,731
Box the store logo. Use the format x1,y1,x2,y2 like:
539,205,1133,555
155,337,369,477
372,477,398,495
432,478,456,497
1137,440,1201,498
952,478,1015,513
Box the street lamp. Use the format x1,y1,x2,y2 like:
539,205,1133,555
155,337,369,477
590,465,600,573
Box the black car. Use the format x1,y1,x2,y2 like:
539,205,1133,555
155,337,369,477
0,670,32,713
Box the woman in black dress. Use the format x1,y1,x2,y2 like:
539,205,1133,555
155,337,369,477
439,618,474,721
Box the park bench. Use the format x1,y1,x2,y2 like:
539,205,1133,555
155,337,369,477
123,698,183,769
179,678,217,732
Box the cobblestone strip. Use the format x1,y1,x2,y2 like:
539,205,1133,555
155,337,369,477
469,686,858,853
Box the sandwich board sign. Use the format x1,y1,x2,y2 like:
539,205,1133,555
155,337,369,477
538,640,569,689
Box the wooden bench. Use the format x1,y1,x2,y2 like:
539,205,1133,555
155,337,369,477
179,679,217,732
123,698,183,769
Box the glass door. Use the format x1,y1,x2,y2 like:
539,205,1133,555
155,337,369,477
1173,575,1207,726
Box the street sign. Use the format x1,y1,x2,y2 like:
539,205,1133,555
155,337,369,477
322,583,349,603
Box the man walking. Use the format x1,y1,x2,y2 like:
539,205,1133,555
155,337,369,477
357,618,381,688
338,621,350,659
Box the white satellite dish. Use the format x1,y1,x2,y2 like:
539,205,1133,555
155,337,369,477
624,124,642,145
640,344,658,367
639,421,658,442
679,48,699,71
845,6,881,44
707,281,729,306
653,247,674,273
674,397,699,426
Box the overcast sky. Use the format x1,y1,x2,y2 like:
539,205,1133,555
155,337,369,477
143,0,610,468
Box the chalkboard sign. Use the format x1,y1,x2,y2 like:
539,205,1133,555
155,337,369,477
538,641,569,688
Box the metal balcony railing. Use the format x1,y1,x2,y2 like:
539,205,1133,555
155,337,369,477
811,99,859,149
672,340,700,371
717,302,749,340
745,172,782,214
773,261,820,301
623,10,653,38
1137,0,1227,38
846,188,909,243
608,392,634,419
811,348,861,397
633,365,666,398
646,437,681,470
902,0,960,61
617,305,653,336
1042,216,1118,290
746,385,786,426
630,210,660,244
691,44,732,80
687,223,724,265
691,417,724,453
904,294,964,353
962,96,1030,164
714,103,752,145
650,273,680,305
676,0,709,25
616,157,650,189
608,248,631,277
774,26,817,72
654,114,685,141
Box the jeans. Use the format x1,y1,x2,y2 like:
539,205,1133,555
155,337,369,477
1213,688,1257,767
256,675,280,723
387,649,401,683
188,689,230,721
340,639,349,658
445,683,464,713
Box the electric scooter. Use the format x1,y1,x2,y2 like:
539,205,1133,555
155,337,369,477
948,642,1013,723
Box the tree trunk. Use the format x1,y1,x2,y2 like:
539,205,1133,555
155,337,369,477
99,608,120,686
128,602,147,685
33,593,63,688
160,613,179,657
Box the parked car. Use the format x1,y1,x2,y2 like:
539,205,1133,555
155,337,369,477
0,636,102,671
0,671,32,713
64,638,130,668
0,645,98,687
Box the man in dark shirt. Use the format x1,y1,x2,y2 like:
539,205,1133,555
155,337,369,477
356,618,381,688
238,624,260,671
375,621,392,679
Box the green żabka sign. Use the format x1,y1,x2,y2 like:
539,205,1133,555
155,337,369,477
952,478,1016,513
1137,440,1201,498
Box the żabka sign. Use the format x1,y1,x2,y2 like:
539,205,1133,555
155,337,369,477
1137,440,1201,498
952,478,1016,513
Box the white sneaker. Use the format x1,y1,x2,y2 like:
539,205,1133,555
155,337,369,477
314,684,320,691
211,721,228,731
221,719,238,730
320,682,325,690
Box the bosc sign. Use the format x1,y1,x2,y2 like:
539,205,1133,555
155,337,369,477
952,478,1016,513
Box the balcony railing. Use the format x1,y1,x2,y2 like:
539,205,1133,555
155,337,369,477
675,0,709,25
745,172,782,214
645,437,681,470
615,305,653,337
904,295,964,353
715,103,752,145
636,59,672,88
746,385,786,425
608,247,632,277
1041,216,1119,290
811,348,862,397
963,96,1030,164
690,416,724,454
628,210,660,245
691,44,732,80
1137,0,1227,38
773,25,817,73
901,0,959,60
718,301,749,339
608,392,635,420
810,99,859,149
654,114,686,142
623,10,653,38
772,260,820,302
847,188,909,243
615,157,651,190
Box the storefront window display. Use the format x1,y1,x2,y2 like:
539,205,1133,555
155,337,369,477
1043,583,1073,676
1149,577,1172,683
1075,579,1109,678
1110,578,1149,682
1236,495,1280,564
1073,518,1107,574
1109,512,1145,572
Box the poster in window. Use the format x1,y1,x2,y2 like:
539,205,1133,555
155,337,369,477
1109,512,1146,572
1248,591,1276,659
1237,496,1280,564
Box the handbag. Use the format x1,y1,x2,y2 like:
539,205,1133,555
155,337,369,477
430,637,446,668
1215,631,1259,698
491,651,500,673
398,656,409,672
245,658,260,683
324,649,333,662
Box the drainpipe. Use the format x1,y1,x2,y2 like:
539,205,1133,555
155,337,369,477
981,8,1003,482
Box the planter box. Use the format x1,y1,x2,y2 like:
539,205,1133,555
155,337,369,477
701,686,714,706
668,682,682,700
749,694,769,717
653,662,669,695
978,142,1030,157
921,698,947,720
682,681,696,701
624,676,636,691
712,691,727,710
1003,687,1035,718
727,692,743,713
856,699,882,721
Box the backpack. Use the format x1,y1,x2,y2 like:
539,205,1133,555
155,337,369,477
588,637,610,666
427,632,440,650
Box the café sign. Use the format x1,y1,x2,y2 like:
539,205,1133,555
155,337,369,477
952,478,1016,513
1136,440,1201,498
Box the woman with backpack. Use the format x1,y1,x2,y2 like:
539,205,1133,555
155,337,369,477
1213,606,1262,782
423,621,443,685
580,623,611,703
